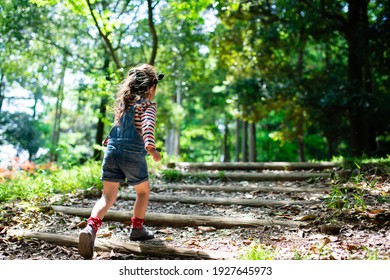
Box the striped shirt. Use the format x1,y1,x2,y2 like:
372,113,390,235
134,99,157,150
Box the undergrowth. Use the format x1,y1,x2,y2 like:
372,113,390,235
326,156,389,212
0,161,102,203
239,244,277,260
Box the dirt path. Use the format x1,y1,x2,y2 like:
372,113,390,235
1,162,389,260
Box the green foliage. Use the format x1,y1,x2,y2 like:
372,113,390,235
1,0,389,164
160,169,209,183
326,157,390,211
361,247,381,260
0,112,45,159
240,244,277,260
160,169,183,183
0,161,102,203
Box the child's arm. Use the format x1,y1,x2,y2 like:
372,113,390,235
141,103,160,162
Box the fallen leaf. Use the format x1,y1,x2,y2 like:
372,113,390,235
76,221,87,229
297,215,317,221
323,237,331,245
346,244,358,251
368,209,385,215
243,240,253,245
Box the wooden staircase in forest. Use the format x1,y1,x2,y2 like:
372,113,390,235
9,161,340,260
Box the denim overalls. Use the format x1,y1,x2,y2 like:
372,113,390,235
101,105,149,185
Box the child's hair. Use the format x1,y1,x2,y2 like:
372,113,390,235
115,64,158,125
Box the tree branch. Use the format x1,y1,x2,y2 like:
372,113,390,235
85,0,122,70
147,0,158,65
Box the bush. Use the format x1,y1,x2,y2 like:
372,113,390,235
0,161,102,203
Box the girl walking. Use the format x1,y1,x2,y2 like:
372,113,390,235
78,64,163,259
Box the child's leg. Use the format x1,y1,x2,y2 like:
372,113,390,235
79,181,119,258
132,180,150,220
87,181,119,232
129,180,154,241
91,181,120,220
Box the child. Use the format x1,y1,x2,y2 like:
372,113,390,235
78,64,163,259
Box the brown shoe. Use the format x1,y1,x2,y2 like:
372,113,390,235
130,226,154,241
78,224,96,259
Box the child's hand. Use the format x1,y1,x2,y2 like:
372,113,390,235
147,147,161,162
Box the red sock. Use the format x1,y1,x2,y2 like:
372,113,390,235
87,216,102,233
131,217,144,229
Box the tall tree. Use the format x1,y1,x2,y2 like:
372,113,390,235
345,0,376,155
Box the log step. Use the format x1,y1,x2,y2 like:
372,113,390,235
118,193,319,207
7,230,234,260
169,162,340,171
153,184,329,193
51,206,307,228
162,171,331,181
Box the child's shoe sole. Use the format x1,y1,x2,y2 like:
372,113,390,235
78,231,94,259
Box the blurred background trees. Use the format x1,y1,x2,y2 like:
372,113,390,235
1,0,389,164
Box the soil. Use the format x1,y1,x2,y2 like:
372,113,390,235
1,168,389,260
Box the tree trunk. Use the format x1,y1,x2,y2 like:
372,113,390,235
324,132,338,160
166,128,180,156
235,118,241,162
93,95,108,160
147,0,158,65
166,82,181,157
249,122,256,162
32,88,40,119
49,59,66,162
242,120,248,162
222,118,230,162
93,53,110,160
346,0,376,156
50,206,306,228
297,36,306,162
298,138,305,162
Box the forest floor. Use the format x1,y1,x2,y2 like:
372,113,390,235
1,164,389,260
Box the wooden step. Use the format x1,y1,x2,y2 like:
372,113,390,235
161,171,331,181
153,183,329,193
169,162,340,171
51,206,307,228
118,193,319,207
7,230,234,260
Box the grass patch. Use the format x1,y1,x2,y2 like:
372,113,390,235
339,156,390,175
240,244,277,260
326,186,367,211
160,169,184,182
0,161,102,203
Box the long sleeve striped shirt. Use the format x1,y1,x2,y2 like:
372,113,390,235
134,99,157,150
